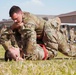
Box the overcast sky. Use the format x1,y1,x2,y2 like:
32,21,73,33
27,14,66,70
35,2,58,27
0,0,76,21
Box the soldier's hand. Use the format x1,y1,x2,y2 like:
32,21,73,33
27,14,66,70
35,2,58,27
18,22,24,27
11,22,24,30
9,47,23,61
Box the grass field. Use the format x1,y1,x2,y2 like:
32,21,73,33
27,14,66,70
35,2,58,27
0,45,76,75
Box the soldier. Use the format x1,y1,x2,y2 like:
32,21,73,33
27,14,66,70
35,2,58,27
74,31,76,42
61,25,68,42
70,27,75,44
0,27,23,61
8,5,76,60
0,25,7,34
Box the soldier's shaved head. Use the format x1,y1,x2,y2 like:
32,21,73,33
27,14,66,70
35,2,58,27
9,5,22,17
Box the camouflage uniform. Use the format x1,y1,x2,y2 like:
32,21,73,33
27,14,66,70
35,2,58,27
61,26,68,42
0,27,21,61
74,31,76,41
0,27,18,50
70,28,75,44
12,12,76,60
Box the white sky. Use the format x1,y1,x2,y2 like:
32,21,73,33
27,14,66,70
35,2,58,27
0,0,76,21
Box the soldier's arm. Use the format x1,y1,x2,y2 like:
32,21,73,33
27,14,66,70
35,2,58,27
11,23,23,30
0,28,23,61
20,22,37,54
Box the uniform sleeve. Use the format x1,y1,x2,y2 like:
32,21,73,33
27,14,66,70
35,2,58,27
0,28,18,50
19,23,37,54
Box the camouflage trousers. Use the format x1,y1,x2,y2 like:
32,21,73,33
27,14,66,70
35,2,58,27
43,20,76,58
22,36,51,60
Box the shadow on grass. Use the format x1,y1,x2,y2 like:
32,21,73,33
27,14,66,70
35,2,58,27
0,58,5,62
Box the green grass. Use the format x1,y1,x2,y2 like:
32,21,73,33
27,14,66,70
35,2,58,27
0,45,76,75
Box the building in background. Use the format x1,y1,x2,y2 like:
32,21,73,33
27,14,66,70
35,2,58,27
0,11,76,28
0,19,13,27
58,11,76,23
58,11,76,41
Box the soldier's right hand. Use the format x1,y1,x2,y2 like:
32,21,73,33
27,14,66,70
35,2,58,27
9,47,23,61
11,22,24,30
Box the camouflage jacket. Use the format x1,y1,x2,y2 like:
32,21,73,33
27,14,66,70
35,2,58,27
15,12,60,54
18,12,45,53
0,27,18,50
